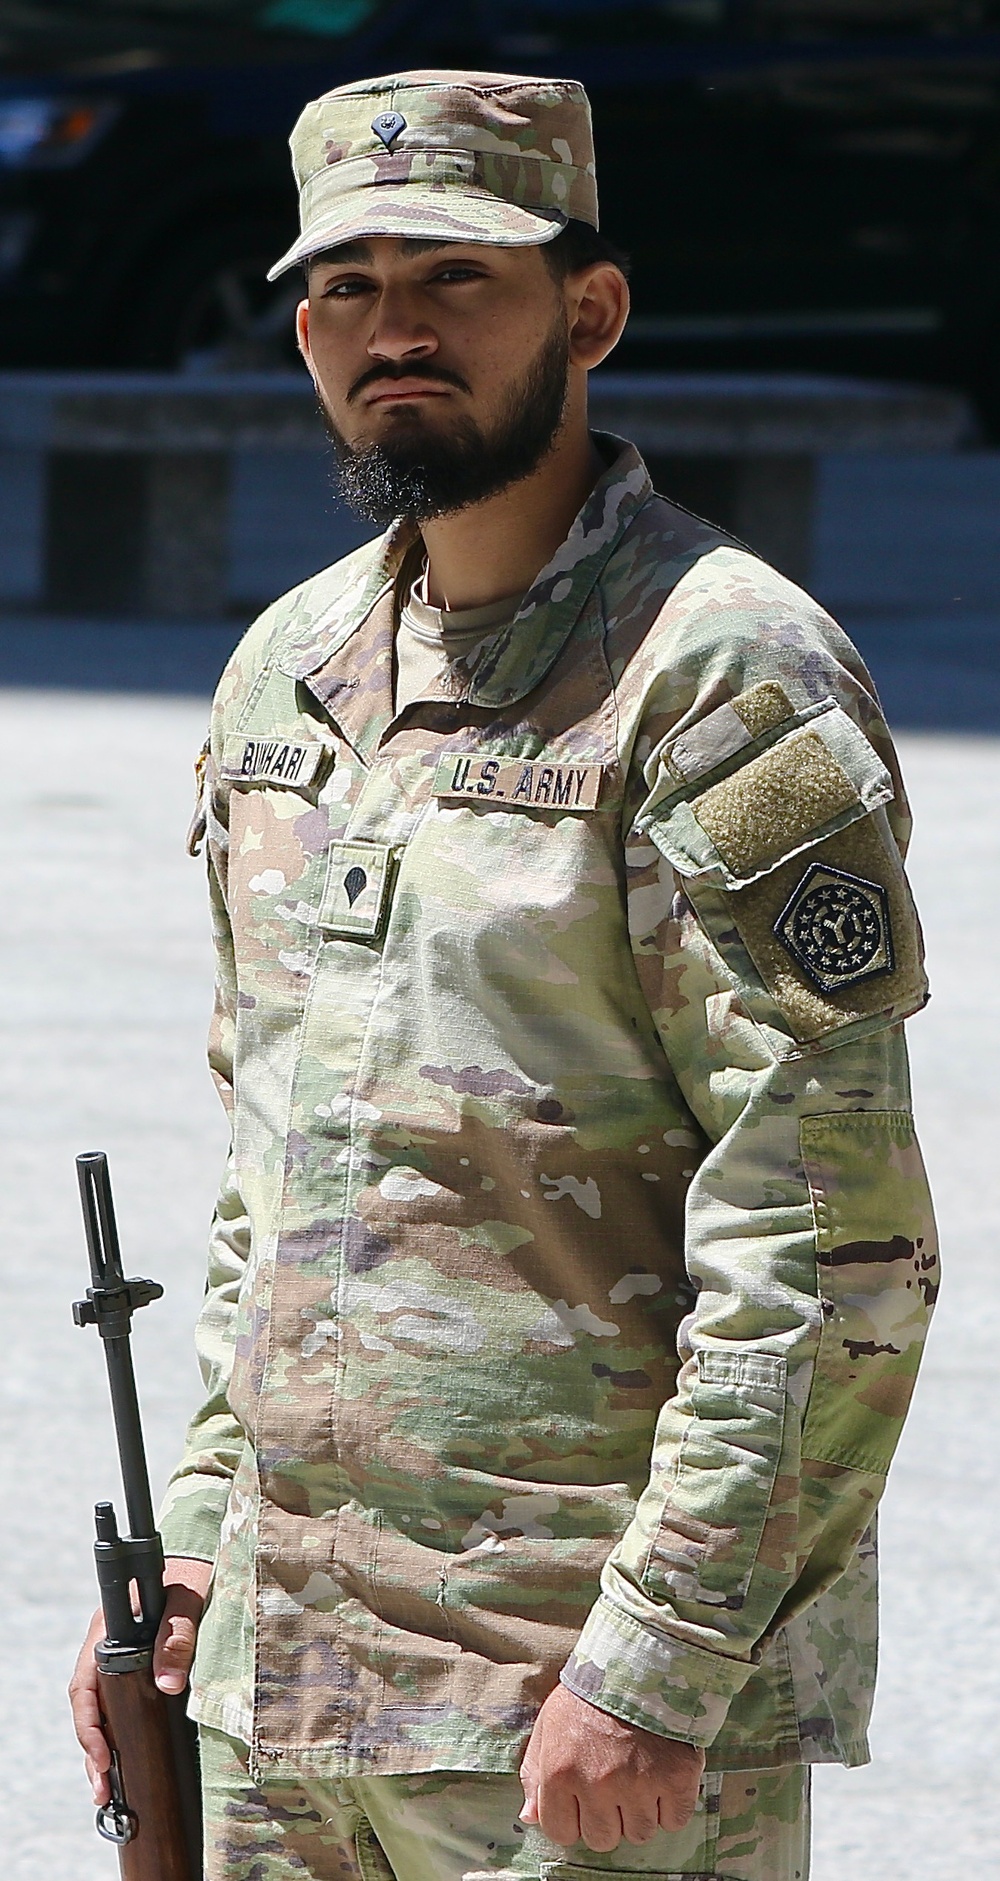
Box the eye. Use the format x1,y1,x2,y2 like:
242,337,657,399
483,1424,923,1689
319,276,373,299
432,264,488,284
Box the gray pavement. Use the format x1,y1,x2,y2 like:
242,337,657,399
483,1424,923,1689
0,688,996,1879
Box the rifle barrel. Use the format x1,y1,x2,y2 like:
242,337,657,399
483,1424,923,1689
75,1150,202,1879
75,1153,158,1544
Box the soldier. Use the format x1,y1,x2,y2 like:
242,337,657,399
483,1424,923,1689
71,69,938,1881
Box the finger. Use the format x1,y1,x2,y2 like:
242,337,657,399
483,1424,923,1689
85,1754,111,1809
658,1765,702,1834
619,1801,660,1846
666,1742,705,1830
517,1762,539,1820
69,1655,111,1805
153,1592,201,1693
68,1633,111,1773
518,1715,543,1821
537,1780,582,1849
577,1798,623,1854
69,1678,110,1766
153,1615,198,1692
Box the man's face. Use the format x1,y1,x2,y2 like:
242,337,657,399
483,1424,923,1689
297,236,572,524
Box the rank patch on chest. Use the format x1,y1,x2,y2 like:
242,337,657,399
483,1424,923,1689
222,733,325,788
775,863,893,993
434,754,604,812
316,841,394,940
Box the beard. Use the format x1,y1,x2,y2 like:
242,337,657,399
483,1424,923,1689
321,317,571,527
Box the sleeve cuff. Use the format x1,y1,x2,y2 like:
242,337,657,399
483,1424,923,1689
560,1594,755,1746
157,1472,231,1564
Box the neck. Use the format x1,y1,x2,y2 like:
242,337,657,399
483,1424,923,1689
419,373,602,611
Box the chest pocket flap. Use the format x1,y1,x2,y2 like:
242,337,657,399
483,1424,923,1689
636,692,927,1050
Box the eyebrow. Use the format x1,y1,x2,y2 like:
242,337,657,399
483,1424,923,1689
311,238,456,267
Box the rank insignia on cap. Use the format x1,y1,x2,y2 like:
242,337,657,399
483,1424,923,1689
371,111,406,148
775,862,893,993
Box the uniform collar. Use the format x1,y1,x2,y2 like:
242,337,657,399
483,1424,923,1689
468,436,651,708
276,437,653,716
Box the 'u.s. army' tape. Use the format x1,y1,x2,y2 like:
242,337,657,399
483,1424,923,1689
434,754,604,811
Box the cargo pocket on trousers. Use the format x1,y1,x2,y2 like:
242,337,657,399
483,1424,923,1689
355,1820,395,1881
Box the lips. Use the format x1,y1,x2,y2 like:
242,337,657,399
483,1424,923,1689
365,382,453,405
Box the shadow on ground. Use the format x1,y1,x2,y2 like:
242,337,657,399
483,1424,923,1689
0,607,996,734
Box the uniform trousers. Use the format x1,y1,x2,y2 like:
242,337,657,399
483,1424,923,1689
200,1727,810,1881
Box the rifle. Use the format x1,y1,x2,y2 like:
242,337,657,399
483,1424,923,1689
73,1150,202,1880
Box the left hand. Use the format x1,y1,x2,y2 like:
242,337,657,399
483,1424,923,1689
518,1682,705,1851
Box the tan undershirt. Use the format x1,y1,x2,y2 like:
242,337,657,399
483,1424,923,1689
394,570,525,713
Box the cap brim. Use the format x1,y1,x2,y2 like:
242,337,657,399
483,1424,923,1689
267,188,566,281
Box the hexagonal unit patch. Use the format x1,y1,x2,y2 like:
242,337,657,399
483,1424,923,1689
774,862,894,994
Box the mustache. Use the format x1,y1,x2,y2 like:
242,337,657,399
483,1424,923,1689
347,360,471,403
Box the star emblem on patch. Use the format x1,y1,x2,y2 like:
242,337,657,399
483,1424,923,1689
775,862,893,993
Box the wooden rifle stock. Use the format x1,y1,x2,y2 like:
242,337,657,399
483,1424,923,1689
96,1650,198,1881
73,1152,202,1880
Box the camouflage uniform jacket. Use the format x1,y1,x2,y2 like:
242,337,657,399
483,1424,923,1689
159,438,938,1782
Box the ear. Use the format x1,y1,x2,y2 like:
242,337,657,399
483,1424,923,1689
565,263,630,371
296,297,315,376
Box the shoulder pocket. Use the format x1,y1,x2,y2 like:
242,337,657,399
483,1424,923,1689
637,690,928,1050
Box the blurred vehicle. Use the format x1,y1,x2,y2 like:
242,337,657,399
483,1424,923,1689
0,1,999,421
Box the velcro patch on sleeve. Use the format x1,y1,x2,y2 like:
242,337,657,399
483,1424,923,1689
640,706,926,1046
434,754,603,811
642,708,893,891
693,728,860,880
775,863,892,993
221,733,325,788
722,815,926,1042
665,680,795,784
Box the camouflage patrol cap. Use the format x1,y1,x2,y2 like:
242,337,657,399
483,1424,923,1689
267,68,598,280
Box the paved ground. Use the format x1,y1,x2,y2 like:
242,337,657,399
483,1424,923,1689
0,688,996,1880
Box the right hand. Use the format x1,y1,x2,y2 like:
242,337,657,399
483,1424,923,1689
69,1556,213,1807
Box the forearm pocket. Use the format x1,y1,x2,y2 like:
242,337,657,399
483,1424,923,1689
643,1349,786,1612
800,1110,938,1475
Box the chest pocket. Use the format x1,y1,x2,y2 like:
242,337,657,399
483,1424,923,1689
637,688,928,1051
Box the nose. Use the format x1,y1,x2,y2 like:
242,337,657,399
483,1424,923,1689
367,284,438,365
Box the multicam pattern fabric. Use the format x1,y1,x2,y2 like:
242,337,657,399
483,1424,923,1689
200,1726,810,1881
267,70,599,279
159,438,938,1784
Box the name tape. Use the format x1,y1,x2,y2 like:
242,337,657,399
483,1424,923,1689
434,754,603,812
222,734,324,788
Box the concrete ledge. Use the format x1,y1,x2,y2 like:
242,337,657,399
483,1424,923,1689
0,372,322,452
0,370,976,616
0,369,973,454
588,372,975,454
